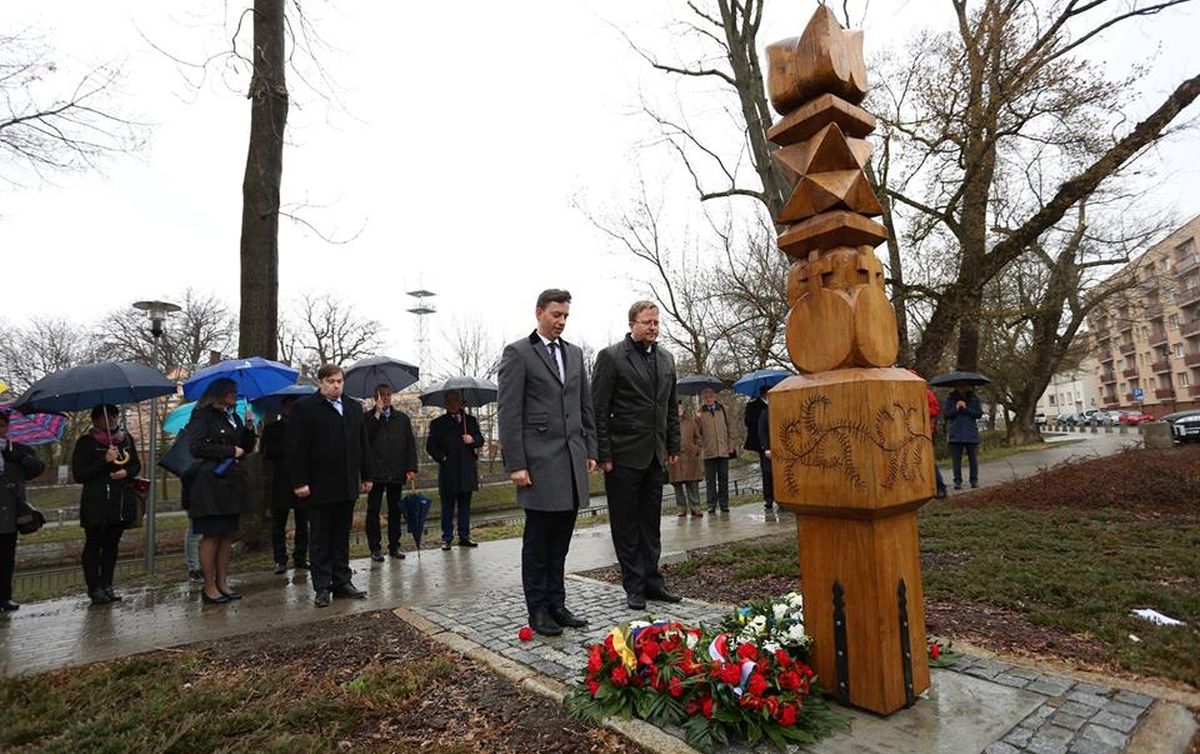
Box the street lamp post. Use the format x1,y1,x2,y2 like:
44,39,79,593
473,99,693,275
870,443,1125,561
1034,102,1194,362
133,299,180,573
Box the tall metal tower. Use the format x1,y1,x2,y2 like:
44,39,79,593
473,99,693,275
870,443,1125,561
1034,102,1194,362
407,288,437,380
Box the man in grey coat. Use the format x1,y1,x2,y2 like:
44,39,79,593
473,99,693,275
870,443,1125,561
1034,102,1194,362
592,301,681,610
497,288,598,637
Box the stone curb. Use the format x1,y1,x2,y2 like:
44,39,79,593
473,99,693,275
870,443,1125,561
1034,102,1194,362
391,605,705,754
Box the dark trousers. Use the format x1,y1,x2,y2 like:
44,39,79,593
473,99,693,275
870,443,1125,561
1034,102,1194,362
949,442,979,487
935,464,947,495
521,507,577,614
704,457,729,511
0,531,15,603
758,451,774,504
605,462,666,598
308,500,354,593
81,524,124,592
440,491,472,543
271,507,310,565
365,482,402,554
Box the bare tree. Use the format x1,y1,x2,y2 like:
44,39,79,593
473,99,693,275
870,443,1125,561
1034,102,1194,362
0,32,142,185
875,0,1200,375
0,315,97,393
96,289,237,371
285,293,382,371
440,318,501,381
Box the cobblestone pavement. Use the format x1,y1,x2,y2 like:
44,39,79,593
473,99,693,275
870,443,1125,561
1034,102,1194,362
413,576,1155,754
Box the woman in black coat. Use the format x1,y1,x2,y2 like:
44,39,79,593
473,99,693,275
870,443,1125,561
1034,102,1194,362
71,404,141,605
1,410,46,612
185,378,256,604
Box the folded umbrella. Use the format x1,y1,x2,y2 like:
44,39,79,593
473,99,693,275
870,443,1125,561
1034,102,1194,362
0,402,67,446
399,482,432,558
344,356,420,399
928,371,991,387
420,376,498,408
676,375,726,396
250,383,317,415
732,369,792,398
163,398,257,436
14,362,175,413
183,357,299,401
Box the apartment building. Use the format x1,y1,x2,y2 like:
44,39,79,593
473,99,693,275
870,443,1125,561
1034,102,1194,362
1087,214,1200,417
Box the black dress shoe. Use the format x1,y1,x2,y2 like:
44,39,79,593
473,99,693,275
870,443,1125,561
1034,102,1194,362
529,608,563,636
389,548,406,560
293,560,309,570
441,541,452,551
314,590,331,608
333,584,367,599
458,539,479,548
0,600,19,612
201,591,229,605
104,587,123,602
646,588,682,603
89,588,113,606
274,562,288,574
626,594,647,611
549,606,588,628
219,589,242,601
370,551,385,562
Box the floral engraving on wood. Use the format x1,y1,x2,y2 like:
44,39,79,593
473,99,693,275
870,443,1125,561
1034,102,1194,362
777,395,930,492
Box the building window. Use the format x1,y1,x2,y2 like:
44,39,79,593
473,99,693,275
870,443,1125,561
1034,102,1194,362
1175,343,1185,358
1171,314,1181,330
1049,395,1056,406
1181,373,1191,388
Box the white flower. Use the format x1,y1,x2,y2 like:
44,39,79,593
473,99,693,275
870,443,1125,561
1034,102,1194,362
772,603,789,622
763,641,781,654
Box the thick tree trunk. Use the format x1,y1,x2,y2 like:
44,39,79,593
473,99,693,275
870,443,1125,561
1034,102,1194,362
238,0,288,551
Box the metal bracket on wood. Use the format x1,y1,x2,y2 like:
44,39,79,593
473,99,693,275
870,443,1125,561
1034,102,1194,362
898,578,915,707
833,579,850,704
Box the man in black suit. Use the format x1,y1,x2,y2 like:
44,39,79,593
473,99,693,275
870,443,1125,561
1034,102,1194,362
285,364,373,607
591,300,681,610
744,386,775,511
497,289,598,636
364,384,418,561
261,395,309,574
426,390,484,550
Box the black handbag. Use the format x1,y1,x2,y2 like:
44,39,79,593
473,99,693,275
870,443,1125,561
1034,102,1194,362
159,424,202,480
121,477,149,527
15,499,45,535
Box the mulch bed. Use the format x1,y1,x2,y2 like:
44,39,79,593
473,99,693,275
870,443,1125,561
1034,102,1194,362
186,610,645,754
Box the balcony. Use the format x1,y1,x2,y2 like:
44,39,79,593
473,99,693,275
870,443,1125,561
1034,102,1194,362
1146,301,1164,319
1184,318,1200,338
1118,320,1134,333
1149,329,1169,346
1176,255,1200,275
1151,359,1172,374
1122,367,1139,378
1190,385,1200,398
1120,341,1137,355
1101,371,1117,384
1102,397,1121,409
1186,351,1200,368
1155,387,1176,400
1179,287,1200,308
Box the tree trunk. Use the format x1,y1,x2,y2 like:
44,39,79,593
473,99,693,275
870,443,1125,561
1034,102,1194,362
238,0,288,551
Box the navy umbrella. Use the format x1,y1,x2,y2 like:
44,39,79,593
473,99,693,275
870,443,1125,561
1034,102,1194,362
420,376,498,408
732,369,791,398
251,383,318,415
183,357,299,401
344,356,420,399
14,362,175,413
676,375,725,396
400,484,433,557
928,371,991,387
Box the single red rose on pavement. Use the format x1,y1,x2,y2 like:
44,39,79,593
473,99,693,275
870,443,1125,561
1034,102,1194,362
736,643,759,661
518,626,534,642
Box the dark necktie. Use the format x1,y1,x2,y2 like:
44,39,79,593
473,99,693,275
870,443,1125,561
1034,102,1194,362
547,341,564,381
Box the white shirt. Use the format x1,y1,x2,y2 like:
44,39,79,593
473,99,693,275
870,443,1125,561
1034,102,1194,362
328,398,344,416
537,332,565,382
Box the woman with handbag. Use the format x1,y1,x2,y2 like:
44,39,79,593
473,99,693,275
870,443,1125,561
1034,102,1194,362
1,409,47,612
71,403,141,606
185,378,256,605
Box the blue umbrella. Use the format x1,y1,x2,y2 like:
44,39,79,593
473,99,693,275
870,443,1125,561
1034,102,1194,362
182,357,299,401
14,362,175,414
163,398,257,436
732,369,792,398
251,383,317,415
400,489,432,557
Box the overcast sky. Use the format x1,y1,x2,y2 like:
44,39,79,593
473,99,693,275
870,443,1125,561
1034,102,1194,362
3,0,1198,376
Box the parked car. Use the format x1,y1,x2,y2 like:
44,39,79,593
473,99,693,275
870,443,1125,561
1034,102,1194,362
1118,410,1154,426
1034,411,1046,427
1054,412,1079,426
1162,409,1200,443
1094,410,1123,426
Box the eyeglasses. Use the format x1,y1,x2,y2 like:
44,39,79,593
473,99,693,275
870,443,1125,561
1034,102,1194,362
633,319,660,327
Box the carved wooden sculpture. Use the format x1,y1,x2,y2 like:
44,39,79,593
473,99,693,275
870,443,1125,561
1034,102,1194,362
765,6,934,715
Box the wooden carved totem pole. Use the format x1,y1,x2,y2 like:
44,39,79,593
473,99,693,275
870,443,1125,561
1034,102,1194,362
764,7,934,715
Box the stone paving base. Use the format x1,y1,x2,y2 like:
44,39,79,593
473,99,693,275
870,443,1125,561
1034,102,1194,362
408,576,1158,754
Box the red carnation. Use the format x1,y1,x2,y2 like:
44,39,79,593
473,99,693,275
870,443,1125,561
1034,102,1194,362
797,662,815,679
764,696,780,717
587,679,600,697
778,670,802,691
719,662,742,686
641,639,662,661
518,626,534,642
668,676,684,698
929,643,941,660
611,665,630,687
587,653,604,675
701,695,714,719
779,703,798,727
736,643,759,662
747,672,768,697
774,648,793,667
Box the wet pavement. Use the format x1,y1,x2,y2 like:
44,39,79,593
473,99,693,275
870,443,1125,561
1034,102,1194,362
0,433,1137,678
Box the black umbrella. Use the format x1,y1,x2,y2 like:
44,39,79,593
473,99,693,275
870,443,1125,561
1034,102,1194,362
928,371,991,387
420,376,498,408
676,375,725,396
14,362,176,413
399,483,433,558
343,356,420,399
